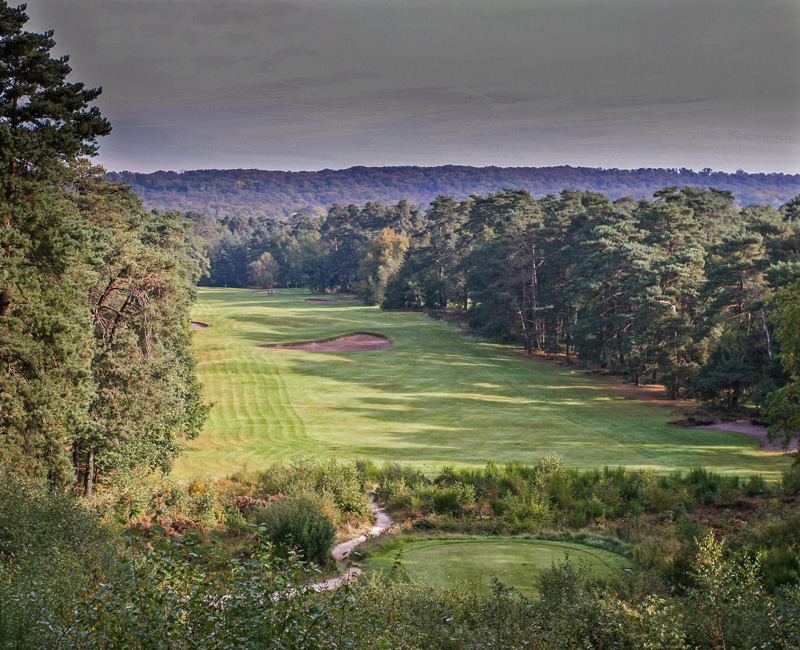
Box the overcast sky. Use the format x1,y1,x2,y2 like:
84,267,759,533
24,0,800,173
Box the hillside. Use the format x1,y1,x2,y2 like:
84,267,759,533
107,165,800,217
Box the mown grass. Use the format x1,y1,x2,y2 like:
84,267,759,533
359,536,629,595
175,287,791,479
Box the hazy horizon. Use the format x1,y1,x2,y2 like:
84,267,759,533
111,163,800,177
25,0,800,175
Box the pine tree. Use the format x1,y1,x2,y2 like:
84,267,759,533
0,1,110,315
0,4,207,489
0,3,110,483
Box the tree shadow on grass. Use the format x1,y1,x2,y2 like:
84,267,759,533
279,346,792,474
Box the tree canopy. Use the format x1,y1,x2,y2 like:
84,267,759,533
0,2,207,489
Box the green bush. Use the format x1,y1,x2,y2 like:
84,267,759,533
742,474,767,497
504,490,553,531
257,458,373,528
782,464,800,495
251,491,336,567
431,488,461,515
186,475,223,526
335,484,373,522
379,461,428,487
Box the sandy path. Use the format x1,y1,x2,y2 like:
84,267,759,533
691,421,798,453
307,499,393,592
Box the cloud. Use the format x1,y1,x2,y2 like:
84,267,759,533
22,0,800,173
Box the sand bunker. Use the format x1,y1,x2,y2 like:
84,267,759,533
190,321,209,329
306,298,340,304
692,421,798,453
264,332,393,352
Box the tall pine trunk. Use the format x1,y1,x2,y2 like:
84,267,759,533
83,450,94,496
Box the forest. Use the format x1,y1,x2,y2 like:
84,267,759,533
191,186,800,439
2,2,800,648
107,165,800,218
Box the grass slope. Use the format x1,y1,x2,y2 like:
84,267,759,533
176,288,790,478
360,537,629,595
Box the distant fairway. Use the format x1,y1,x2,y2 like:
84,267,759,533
360,537,629,595
175,287,791,479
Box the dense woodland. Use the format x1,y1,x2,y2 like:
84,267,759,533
0,3,209,491
107,165,800,217
2,3,800,648
190,187,800,445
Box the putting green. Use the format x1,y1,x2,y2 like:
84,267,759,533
360,538,629,595
175,287,791,479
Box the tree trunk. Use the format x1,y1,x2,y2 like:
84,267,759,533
72,443,81,490
0,285,9,317
83,450,94,496
760,308,773,359
530,243,541,351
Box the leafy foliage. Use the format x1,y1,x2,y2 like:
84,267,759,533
0,4,209,488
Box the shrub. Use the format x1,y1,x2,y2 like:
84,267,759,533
742,474,767,497
782,463,800,496
257,458,373,527
455,482,476,508
593,477,624,517
166,481,191,515
378,462,428,488
187,475,223,526
504,489,553,531
223,504,249,537
251,490,336,567
87,467,153,523
335,484,372,523
431,488,461,515
379,478,414,511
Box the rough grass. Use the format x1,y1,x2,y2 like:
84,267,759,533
175,288,791,479
359,537,629,595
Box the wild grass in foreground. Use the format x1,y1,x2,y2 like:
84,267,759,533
3,459,800,649
2,475,798,649
180,288,791,478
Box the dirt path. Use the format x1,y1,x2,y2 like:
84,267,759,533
691,421,798,453
307,499,393,592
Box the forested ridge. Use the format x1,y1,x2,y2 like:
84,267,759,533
108,165,800,217
193,186,800,446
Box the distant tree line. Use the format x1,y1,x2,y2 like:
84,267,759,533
188,187,800,446
108,165,800,217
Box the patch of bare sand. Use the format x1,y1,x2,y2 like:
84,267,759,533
692,421,798,453
306,298,340,304
264,332,393,352
190,321,209,329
